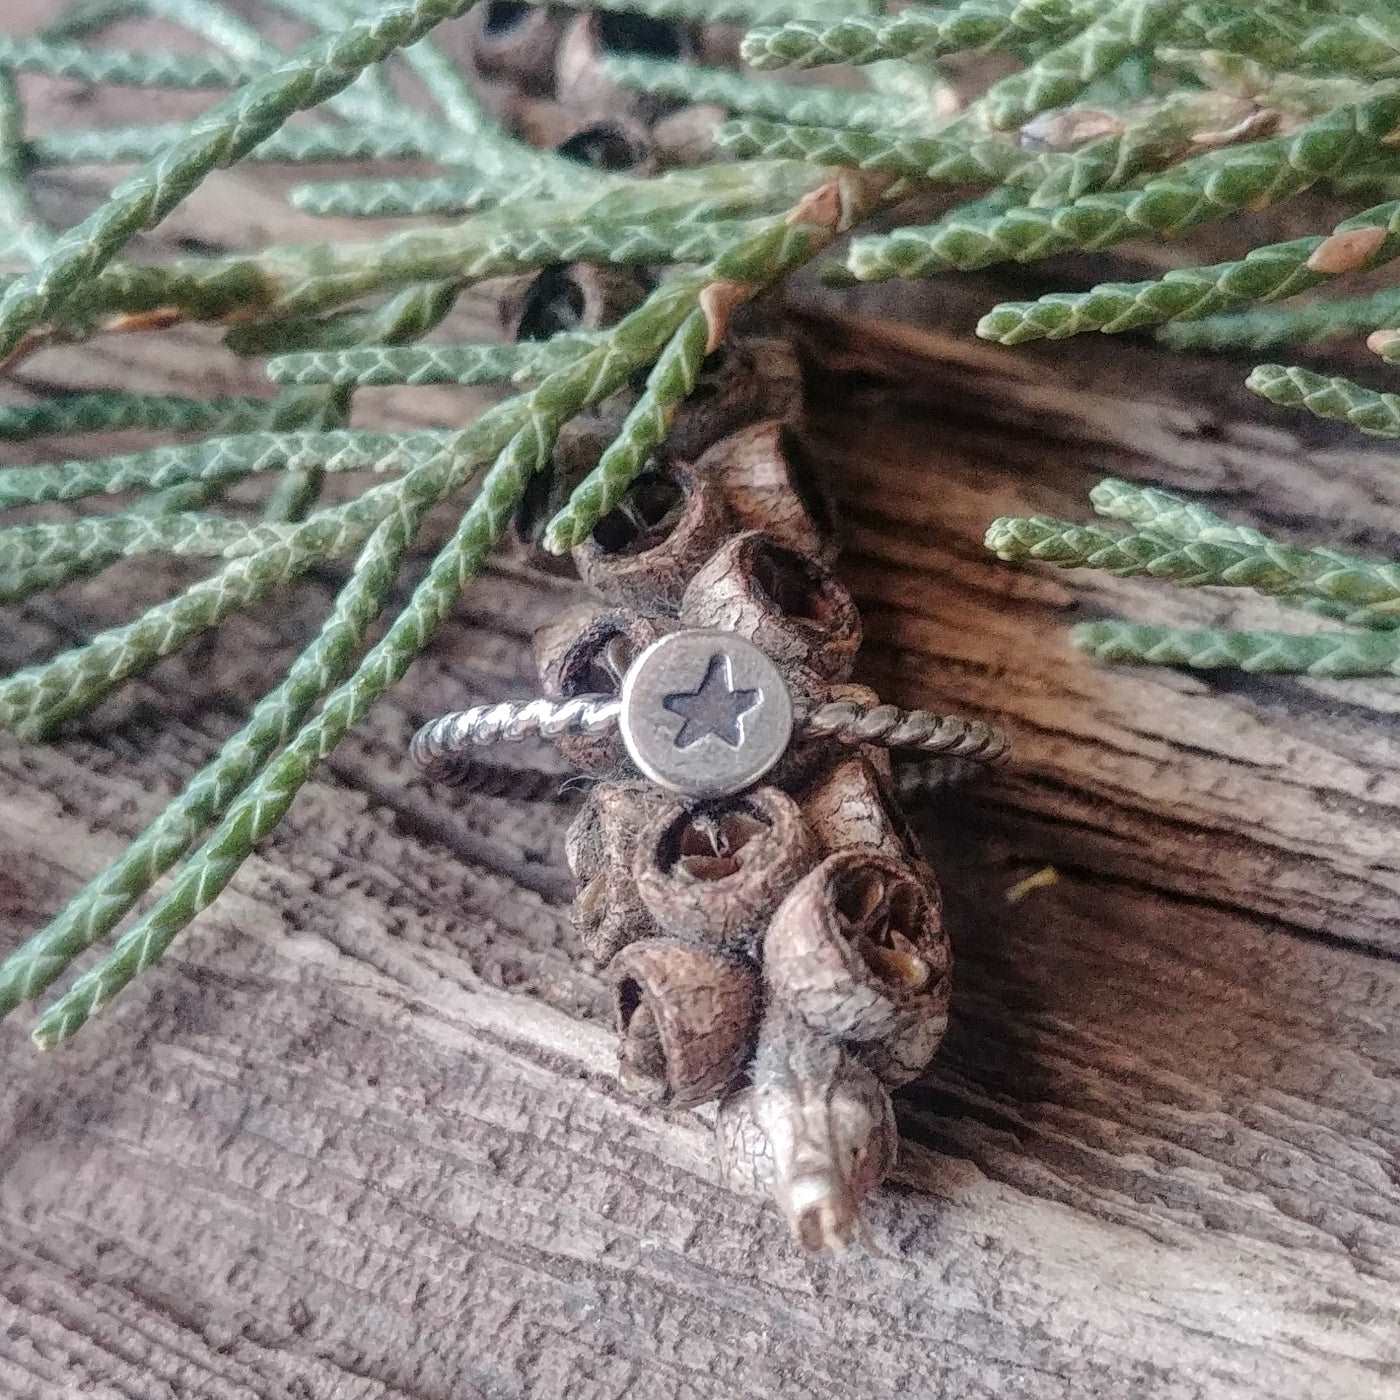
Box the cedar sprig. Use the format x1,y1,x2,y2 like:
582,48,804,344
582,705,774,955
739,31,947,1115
0,0,869,1041
4,0,1400,1045
988,476,1400,671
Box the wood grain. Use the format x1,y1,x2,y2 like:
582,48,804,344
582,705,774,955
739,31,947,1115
2,9,1399,1398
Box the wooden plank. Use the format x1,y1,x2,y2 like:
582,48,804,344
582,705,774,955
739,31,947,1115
2,9,1399,1398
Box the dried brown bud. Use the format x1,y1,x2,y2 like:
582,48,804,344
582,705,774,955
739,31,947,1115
1018,106,1125,152
610,938,760,1107
534,605,672,773
1307,227,1388,275
500,262,648,343
634,787,815,946
461,0,563,91
573,460,732,611
699,280,755,354
695,420,837,564
565,782,671,964
1188,107,1279,150
1368,328,1400,358
681,532,861,682
666,337,804,461
764,848,950,1084
555,11,695,116
716,1026,897,1252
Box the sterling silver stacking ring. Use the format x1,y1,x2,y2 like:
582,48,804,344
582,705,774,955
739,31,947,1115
411,628,1010,800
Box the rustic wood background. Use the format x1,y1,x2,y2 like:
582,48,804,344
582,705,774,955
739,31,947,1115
2,8,1399,1398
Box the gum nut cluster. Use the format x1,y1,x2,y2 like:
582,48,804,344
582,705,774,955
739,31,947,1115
530,333,952,1253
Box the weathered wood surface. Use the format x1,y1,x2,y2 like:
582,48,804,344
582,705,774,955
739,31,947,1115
2,11,1400,1399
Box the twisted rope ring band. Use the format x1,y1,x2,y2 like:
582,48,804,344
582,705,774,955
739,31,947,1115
413,694,1009,769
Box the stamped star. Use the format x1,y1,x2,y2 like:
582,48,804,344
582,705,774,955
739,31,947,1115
662,652,760,750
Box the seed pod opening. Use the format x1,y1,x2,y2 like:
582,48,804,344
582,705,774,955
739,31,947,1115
764,849,950,1082
535,607,671,773
716,1027,897,1252
610,938,760,1107
462,0,563,91
634,787,814,946
501,262,648,344
681,532,861,681
555,11,695,115
573,460,730,611
556,117,655,174
565,781,670,964
513,411,628,562
697,419,837,564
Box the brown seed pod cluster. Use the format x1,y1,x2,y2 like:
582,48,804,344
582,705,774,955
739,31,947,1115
530,338,954,1253
463,0,729,148
462,2,744,403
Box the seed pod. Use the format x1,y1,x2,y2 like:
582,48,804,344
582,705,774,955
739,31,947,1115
681,532,861,682
565,781,671,964
634,787,815,947
651,103,726,166
555,10,695,116
715,1023,897,1252
513,409,626,563
795,738,943,911
797,752,912,859
461,0,564,91
764,848,950,1084
500,262,648,343
534,606,672,773
666,337,805,462
696,419,837,564
573,460,731,612
695,23,742,66
610,937,760,1107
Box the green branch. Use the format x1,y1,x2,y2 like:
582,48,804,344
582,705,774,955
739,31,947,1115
842,93,1400,282
544,308,712,550
0,34,247,87
975,0,1187,131
1158,288,1400,351
978,200,1400,343
1073,621,1400,676
0,499,431,1021
741,0,1093,71
986,513,1400,623
0,391,269,440
265,338,603,389
0,0,479,362
1246,363,1400,438
0,69,52,267
0,431,450,509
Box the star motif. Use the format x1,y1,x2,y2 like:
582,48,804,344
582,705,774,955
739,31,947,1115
662,652,761,750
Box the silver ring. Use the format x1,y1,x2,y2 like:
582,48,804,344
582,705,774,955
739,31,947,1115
412,628,1009,799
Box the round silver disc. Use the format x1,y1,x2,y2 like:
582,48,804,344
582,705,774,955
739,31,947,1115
618,629,793,799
